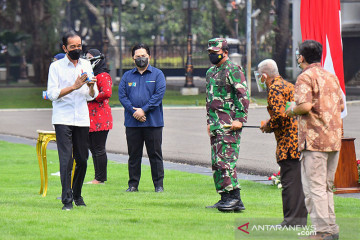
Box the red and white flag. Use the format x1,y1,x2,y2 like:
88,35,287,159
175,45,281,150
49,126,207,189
300,0,347,117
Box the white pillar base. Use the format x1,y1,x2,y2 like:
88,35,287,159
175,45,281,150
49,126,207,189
180,87,199,95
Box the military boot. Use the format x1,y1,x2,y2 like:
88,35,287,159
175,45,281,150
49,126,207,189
206,192,229,208
233,188,245,211
218,189,245,212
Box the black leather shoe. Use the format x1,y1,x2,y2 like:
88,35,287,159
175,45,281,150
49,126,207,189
207,192,229,209
155,186,164,192
206,200,224,208
231,189,245,211
218,198,241,212
218,189,245,212
74,197,86,206
235,200,246,211
62,203,73,211
126,186,138,192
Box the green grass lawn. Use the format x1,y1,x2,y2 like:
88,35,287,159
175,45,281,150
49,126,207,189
0,87,53,108
0,141,359,240
0,87,266,108
0,87,208,108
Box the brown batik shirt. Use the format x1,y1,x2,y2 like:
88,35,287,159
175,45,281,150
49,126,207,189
294,63,344,152
265,76,300,162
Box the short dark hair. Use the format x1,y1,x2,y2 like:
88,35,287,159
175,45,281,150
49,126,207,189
299,40,322,64
62,31,81,46
131,43,150,57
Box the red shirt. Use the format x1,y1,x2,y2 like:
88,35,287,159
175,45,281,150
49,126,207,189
88,72,113,132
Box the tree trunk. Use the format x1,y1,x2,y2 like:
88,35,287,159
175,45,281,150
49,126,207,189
20,0,52,85
212,0,236,38
273,0,289,78
81,0,119,68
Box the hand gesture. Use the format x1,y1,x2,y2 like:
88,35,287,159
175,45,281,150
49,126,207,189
138,116,146,122
260,119,271,133
87,76,97,88
133,107,146,122
73,74,87,90
230,120,243,131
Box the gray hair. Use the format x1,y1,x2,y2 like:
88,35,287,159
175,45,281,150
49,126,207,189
257,59,279,78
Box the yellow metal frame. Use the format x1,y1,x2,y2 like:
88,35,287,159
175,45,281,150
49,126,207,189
36,130,75,197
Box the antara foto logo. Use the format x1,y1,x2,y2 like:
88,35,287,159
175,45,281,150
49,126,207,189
238,222,250,234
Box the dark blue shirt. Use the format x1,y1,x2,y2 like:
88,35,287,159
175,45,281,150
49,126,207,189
118,65,166,127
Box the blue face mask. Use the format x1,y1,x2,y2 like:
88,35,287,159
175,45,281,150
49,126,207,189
209,53,224,65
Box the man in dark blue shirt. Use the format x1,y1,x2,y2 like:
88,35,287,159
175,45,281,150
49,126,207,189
119,43,166,193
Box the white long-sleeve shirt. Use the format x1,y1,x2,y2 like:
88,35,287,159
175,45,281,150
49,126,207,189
47,56,98,126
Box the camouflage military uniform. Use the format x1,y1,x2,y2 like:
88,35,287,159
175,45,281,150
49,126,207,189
206,41,249,194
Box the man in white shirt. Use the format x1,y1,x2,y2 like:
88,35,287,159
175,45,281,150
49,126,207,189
47,31,98,210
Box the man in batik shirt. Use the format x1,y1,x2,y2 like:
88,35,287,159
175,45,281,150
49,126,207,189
257,59,307,227
205,38,249,212
286,40,344,240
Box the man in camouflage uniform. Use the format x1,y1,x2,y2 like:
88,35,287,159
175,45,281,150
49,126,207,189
205,38,249,212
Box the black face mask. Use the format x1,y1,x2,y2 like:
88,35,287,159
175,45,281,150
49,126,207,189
135,57,148,68
67,49,81,60
209,53,224,65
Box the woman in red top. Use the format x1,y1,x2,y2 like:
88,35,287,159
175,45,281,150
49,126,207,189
85,49,113,184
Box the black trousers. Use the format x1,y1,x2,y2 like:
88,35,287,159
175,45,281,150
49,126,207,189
278,158,308,226
89,130,109,182
125,127,164,188
54,125,89,205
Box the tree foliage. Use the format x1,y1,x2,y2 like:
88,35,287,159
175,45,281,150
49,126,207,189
0,0,291,84
0,0,62,85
